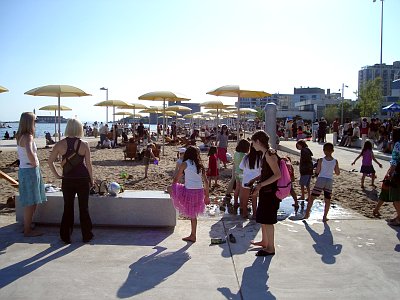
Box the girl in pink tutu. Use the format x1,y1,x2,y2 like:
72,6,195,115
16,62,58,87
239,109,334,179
170,146,210,242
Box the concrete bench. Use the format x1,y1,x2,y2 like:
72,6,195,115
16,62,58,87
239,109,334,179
16,190,176,227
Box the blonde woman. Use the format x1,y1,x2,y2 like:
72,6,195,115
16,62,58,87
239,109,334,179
16,112,47,237
48,118,94,244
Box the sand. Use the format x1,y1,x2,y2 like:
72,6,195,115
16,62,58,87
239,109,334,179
0,139,397,220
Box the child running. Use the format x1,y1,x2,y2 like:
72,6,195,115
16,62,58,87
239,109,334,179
170,146,210,242
303,143,340,222
239,144,261,219
296,139,314,202
351,140,382,188
207,146,219,188
144,143,159,178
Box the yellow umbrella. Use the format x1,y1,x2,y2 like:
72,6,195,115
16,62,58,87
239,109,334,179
140,107,163,133
200,100,228,126
165,105,192,112
0,85,9,93
116,103,148,134
206,85,271,140
39,104,72,136
25,85,91,141
138,91,190,155
94,100,130,123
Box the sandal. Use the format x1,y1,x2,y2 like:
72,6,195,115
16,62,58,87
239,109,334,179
228,233,236,243
372,211,381,217
255,249,275,256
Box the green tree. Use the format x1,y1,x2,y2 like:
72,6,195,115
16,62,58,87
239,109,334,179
357,77,383,117
324,105,339,123
255,108,265,121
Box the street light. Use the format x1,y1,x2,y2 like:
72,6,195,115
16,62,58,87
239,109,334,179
339,84,348,124
100,87,108,123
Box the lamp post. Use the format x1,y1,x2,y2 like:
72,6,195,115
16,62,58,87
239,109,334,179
100,87,109,123
340,84,348,124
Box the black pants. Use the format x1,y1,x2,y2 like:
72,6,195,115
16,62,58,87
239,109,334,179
61,178,93,242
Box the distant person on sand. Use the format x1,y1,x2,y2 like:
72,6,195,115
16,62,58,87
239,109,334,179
216,124,229,168
16,112,47,237
303,143,340,222
48,118,94,244
143,144,159,178
169,146,210,243
351,140,382,189
207,146,219,188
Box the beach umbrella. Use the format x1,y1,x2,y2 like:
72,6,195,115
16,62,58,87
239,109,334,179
200,100,227,126
165,105,192,112
0,85,9,93
39,104,72,137
140,106,164,134
206,85,271,140
116,103,148,134
94,100,130,123
382,103,400,112
25,85,91,141
113,111,133,122
138,91,190,155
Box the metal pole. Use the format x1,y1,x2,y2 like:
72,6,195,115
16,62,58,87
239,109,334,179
57,96,61,142
106,89,109,124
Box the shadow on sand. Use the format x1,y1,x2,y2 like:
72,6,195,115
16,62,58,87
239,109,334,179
117,244,191,298
303,220,342,264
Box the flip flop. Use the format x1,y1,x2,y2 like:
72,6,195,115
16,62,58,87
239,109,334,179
255,249,275,257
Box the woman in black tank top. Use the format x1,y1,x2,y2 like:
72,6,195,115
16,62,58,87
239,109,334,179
249,131,281,256
48,118,94,244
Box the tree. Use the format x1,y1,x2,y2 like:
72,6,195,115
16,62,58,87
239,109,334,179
255,108,265,121
357,77,383,117
324,105,339,124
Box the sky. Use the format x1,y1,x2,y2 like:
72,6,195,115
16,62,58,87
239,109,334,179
1,0,399,122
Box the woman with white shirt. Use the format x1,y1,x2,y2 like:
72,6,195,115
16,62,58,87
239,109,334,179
16,112,47,237
239,145,262,219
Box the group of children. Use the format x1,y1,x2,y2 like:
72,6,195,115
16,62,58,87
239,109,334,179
168,134,385,243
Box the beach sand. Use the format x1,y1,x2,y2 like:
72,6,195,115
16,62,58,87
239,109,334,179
0,139,396,220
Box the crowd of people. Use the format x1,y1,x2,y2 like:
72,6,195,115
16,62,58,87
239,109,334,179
14,111,400,255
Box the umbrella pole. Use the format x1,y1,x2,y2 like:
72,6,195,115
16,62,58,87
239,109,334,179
163,99,166,156
58,96,61,142
106,106,108,124
54,110,57,138
133,109,135,137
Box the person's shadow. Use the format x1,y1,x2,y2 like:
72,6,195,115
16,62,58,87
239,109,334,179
117,244,191,298
0,243,81,289
303,221,342,264
217,256,276,300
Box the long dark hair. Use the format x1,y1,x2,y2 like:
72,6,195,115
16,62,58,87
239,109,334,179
183,146,204,174
392,127,400,144
244,145,261,169
361,140,373,155
235,139,250,153
208,146,217,156
220,125,228,135
251,130,270,150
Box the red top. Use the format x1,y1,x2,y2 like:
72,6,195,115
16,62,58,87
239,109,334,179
207,154,219,177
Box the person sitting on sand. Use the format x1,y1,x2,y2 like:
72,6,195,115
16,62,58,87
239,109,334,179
102,137,112,149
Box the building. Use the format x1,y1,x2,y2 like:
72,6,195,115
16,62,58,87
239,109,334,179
358,61,400,97
293,87,341,121
36,115,68,123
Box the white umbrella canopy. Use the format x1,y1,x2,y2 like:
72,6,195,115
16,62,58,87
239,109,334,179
25,85,91,141
39,104,72,136
138,91,190,155
206,85,271,140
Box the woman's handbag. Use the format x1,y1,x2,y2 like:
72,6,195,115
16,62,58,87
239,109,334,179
62,140,83,175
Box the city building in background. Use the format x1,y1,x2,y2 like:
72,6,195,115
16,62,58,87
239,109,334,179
358,61,400,97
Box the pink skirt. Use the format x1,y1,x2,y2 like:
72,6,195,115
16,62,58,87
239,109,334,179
217,147,227,163
171,183,205,218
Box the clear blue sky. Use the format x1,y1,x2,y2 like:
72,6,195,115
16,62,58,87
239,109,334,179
1,0,399,122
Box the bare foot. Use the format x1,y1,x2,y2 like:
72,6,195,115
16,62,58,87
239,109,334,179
361,185,365,189
24,230,43,237
303,213,310,220
371,184,377,188
250,240,267,248
182,236,196,243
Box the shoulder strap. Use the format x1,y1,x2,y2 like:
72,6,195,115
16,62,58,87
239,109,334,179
75,139,82,154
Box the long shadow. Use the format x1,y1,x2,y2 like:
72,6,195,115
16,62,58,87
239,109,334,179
388,224,400,252
117,244,191,298
218,256,275,300
0,243,81,289
303,221,342,264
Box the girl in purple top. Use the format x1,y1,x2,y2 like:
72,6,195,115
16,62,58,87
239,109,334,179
351,140,382,188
